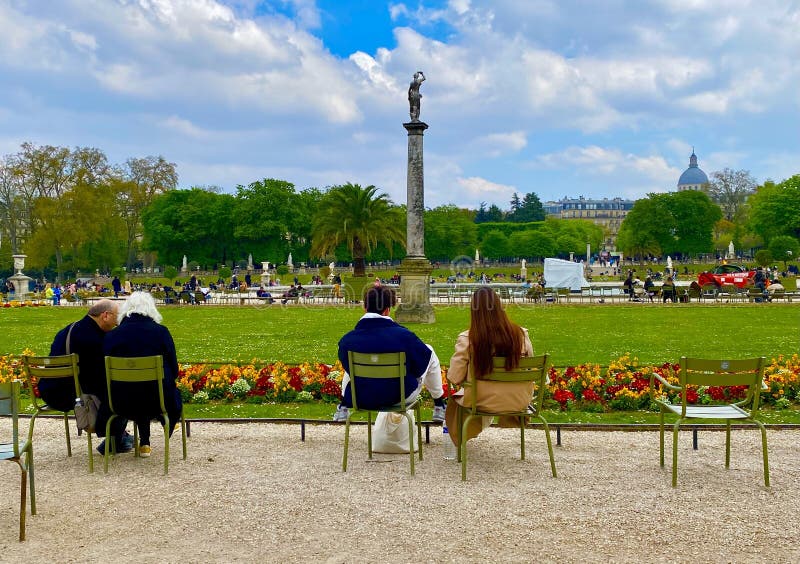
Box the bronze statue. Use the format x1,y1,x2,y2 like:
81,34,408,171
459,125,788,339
408,71,425,122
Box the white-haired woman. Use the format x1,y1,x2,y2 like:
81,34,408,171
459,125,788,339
103,291,182,458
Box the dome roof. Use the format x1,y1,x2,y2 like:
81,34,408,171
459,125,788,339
677,151,708,187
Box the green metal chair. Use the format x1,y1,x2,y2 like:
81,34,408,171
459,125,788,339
455,354,556,481
650,356,769,487
342,351,423,475
104,355,187,475
1,380,35,541
22,354,95,472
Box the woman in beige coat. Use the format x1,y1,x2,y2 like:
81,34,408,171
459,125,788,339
445,287,534,444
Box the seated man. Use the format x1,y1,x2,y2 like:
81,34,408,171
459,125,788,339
333,286,446,422
44,299,133,453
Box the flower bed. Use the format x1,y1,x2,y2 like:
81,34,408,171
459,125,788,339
3,352,799,411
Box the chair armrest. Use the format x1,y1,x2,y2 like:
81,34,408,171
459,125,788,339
650,372,680,392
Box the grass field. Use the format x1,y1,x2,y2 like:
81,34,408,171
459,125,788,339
3,302,799,366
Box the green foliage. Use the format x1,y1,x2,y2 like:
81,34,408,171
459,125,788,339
767,235,800,268
276,265,289,275
424,205,477,260
754,249,772,266
748,175,800,242
310,183,405,276
163,265,178,280
479,229,509,259
218,266,232,279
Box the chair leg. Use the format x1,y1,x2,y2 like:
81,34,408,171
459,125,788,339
755,421,770,487
63,414,72,457
725,421,731,468
342,417,351,472
26,447,35,515
461,414,476,481
540,418,557,478
659,411,665,467
163,414,170,475
519,417,526,461
104,416,115,473
403,411,415,476
416,405,423,461
181,415,188,460
367,411,373,460
87,430,94,474
672,420,681,487
19,467,27,542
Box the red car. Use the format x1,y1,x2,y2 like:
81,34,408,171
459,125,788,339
697,264,757,288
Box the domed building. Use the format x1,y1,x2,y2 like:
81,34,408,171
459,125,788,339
677,150,709,191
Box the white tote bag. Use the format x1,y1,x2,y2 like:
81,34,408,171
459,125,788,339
372,410,418,453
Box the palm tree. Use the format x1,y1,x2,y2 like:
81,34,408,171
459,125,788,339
311,183,405,277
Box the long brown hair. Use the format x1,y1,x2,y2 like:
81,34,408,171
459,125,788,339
469,287,524,378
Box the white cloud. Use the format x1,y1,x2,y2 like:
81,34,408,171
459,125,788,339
534,146,678,181
160,115,209,138
473,131,527,157
456,176,517,200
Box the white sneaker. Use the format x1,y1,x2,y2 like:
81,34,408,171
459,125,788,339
332,405,349,422
432,405,446,422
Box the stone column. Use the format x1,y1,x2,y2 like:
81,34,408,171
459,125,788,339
395,121,435,324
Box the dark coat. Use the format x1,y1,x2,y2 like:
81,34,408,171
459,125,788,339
103,313,182,423
41,315,108,412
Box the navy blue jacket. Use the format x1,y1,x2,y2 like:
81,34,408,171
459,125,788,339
338,316,432,409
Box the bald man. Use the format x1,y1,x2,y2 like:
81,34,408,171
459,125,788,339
44,299,132,453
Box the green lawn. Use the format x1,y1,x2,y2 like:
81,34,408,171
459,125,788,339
3,302,799,367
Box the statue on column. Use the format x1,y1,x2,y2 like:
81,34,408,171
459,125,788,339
408,71,426,122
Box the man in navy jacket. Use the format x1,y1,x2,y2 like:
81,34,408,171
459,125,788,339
334,286,445,421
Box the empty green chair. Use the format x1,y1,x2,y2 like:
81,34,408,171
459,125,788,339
1,380,35,541
342,351,423,475
104,355,187,475
22,354,95,472
455,354,556,481
651,356,768,487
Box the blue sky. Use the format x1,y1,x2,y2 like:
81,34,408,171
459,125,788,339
1,0,798,210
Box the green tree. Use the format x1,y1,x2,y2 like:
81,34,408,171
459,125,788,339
479,229,510,259
142,188,236,269
424,205,477,260
768,235,800,269
310,183,405,277
616,195,674,261
118,156,178,271
669,190,721,256
705,168,757,222
748,175,800,242
509,229,556,259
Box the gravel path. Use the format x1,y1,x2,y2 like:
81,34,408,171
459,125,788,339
2,419,798,563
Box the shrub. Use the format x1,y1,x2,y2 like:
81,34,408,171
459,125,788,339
276,265,289,275
218,266,232,279
164,266,178,280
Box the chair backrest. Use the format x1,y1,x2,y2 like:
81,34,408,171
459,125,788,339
678,356,766,415
22,354,80,410
105,355,166,414
465,354,549,412
346,351,406,411
0,380,22,456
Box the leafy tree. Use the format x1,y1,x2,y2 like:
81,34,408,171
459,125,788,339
755,249,772,267
118,156,178,271
705,168,757,222
485,204,505,223
479,229,509,259
142,188,236,269
616,196,674,261
669,190,721,256
310,183,405,277
748,175,800,242
509,230,556,259
768,235,800,269
424,205,477,260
